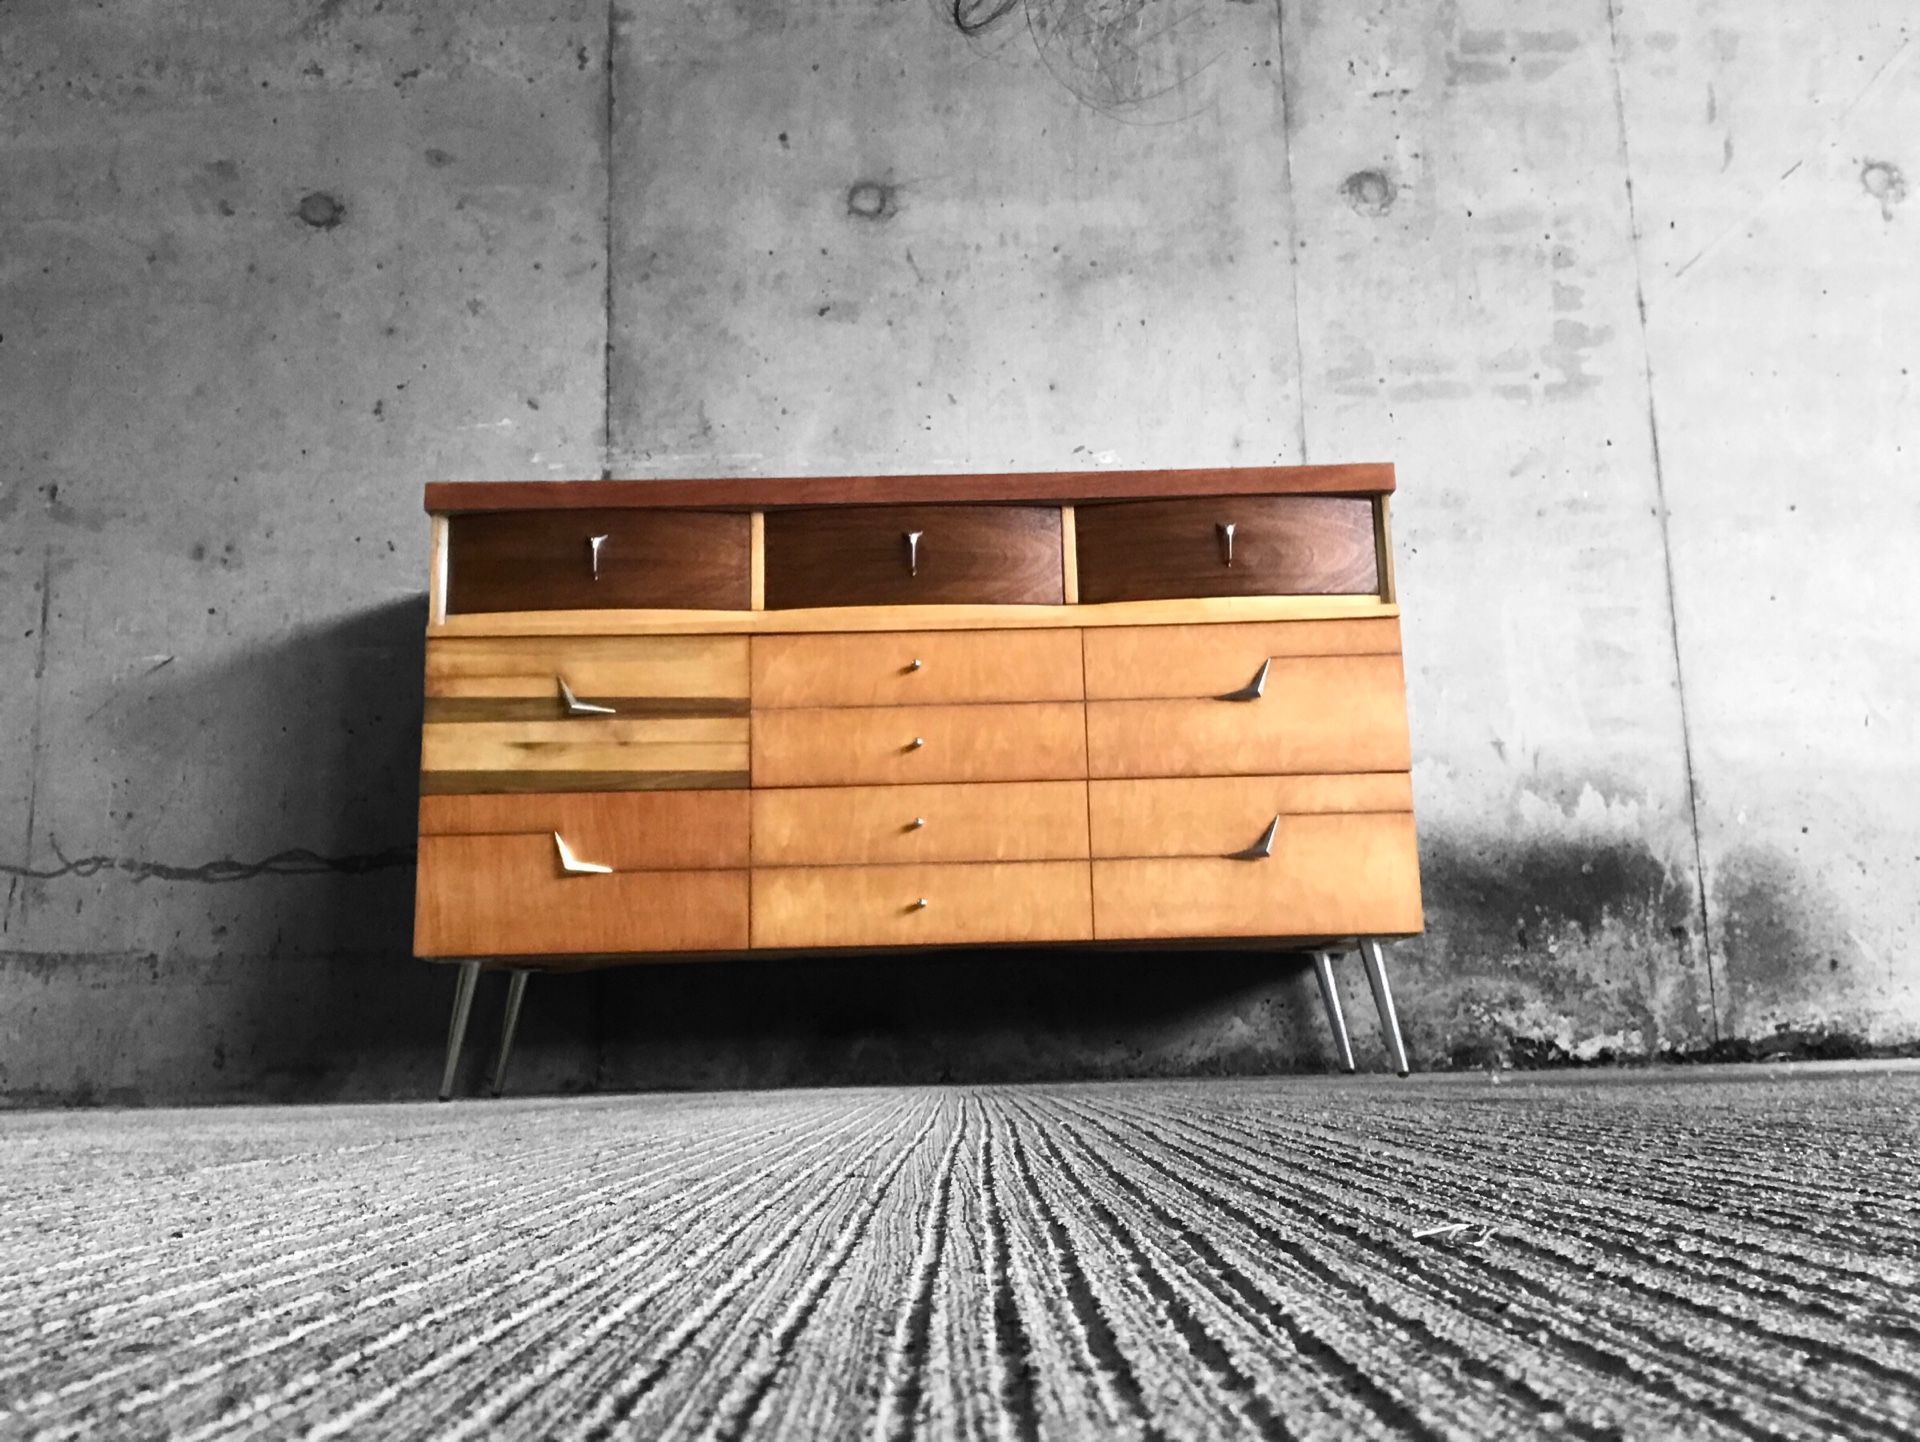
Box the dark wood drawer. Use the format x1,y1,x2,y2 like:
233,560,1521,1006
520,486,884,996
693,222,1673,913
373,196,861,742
1074,496,1377,603
446,508,751,614
763,505,1063,609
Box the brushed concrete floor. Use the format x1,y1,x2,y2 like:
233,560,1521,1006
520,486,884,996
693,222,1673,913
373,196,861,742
1,1066,1916,1439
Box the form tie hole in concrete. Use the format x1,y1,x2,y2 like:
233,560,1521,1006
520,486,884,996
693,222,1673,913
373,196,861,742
296,191,346,229
1341,169,1397,218
846,180,899,222
1861,160,1906,221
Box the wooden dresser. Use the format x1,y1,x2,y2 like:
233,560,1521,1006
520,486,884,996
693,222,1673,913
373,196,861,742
416,466,1421,1096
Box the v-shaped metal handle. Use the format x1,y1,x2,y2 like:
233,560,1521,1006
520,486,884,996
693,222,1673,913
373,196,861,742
588,533,609,580
558,677,616,717
904,530,924,577
1227,815,1280,862
1215,657,1270,702
1217,521,1236,567
554,832,612,875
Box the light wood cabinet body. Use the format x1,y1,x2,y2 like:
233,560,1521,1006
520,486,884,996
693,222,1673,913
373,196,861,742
415,467,1421,967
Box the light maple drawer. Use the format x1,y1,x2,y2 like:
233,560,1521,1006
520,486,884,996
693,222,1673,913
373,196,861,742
1086,655,1410,778
419,791,749,869
763,504,1063,609
447,508,751,613
752,782,1088,865
414,834,747,957
751,862,1092,949
420,714,750,794
1074,496,1378,604
1082,618,1401,700
751,629,1083,707
1092,813,1423,941
751,702,1086,787
1089,775,1414,858
425,635,749,717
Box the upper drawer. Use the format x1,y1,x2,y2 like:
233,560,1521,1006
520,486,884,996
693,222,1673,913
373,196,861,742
763,505,1063,609
425,635,749,717
1074,496,1377,604
446,508,752,613
751,629,1083,707
1083,617,1401,700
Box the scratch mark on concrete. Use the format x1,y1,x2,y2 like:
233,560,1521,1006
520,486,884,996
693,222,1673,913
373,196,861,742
1670,36,1914,288
1273,0,1308,463
3,547,54,934
1606,0,1717,1037
601,0,616,481
0,843,416,885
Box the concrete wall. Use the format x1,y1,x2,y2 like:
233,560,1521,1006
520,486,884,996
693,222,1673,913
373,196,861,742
2,0,1914,1104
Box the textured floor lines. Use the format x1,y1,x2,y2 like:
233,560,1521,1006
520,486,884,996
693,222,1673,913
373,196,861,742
2,1067,1917,1440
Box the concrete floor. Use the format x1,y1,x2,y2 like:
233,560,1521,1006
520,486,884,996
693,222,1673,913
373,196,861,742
1,1066,1916,1439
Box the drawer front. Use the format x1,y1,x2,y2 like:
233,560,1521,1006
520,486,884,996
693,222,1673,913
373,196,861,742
1093,813,1423,941
751,862,1092,949
419,791,749,869
446,508,752,613
426,635,749,718
752,702,1086,787
752,782,1089,866
1090,775,1414,858
421,715,750,794
751,629,1083,708
1086,655,1410,778
763,505,1063,609
415,834,748,956
1082,618,1401,700
1074,496,1377,604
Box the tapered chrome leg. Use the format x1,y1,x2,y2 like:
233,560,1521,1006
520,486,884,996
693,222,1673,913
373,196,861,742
1311,950,1356,1072
1357,938,1411,1077
439,961,481,1101
491,970,530,1097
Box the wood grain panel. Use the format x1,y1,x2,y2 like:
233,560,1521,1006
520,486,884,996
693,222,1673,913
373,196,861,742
751,629,1083,708
1093,813,1423,941
418,791,749,869
447,508,751,613
752,703,1086,788
1075,496,1378,603
415,834,747,956
752,782,1088,866
1090,775,1415,858
1082,617,1402,700
426,634,747,704
430,595,1398,637
763,505,1063,609
421,716,749,794
425,463,1397,514
751,861,1092,949
1086,655,1411,778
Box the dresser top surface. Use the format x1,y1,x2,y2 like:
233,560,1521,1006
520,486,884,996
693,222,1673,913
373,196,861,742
423,463,1395,515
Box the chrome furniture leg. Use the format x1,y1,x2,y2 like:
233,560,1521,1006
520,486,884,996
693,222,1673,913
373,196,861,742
1311,950,1356,1072
1357,938,1411,1077
491,970,530,1097
439,960,481,1102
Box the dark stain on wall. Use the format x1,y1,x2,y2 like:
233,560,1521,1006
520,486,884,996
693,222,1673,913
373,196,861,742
296,191,346,229
1861,159,1906,221
948,0,1021,36
846,179,900,222
1340,169,1397,217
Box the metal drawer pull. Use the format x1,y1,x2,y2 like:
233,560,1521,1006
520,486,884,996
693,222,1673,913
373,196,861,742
904,530,923,577
907,736,925,750
1217,521,1236,567
909,817,926,830
906,658,923,672
588,533,609,580
912,897,930,910
1215,657,1271,702
557,677,615,717
554,832,612,875
1227,816,1280,862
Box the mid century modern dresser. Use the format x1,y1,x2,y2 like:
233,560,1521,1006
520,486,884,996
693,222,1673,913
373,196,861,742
416,466,1421,1096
